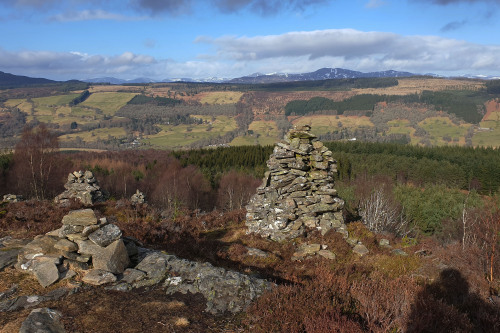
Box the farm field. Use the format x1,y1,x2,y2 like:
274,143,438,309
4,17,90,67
292,115,374,136
59,127,128,142
80,92,137,115
144,115,238,149
1,77,500,149
419,117,471,146
231,120,279,146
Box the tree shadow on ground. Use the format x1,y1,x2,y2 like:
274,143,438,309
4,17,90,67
406,268,500,333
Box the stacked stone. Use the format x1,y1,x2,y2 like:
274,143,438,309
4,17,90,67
130,189,146,205
246,125,347,241
54,170,107,206
16,209,135,287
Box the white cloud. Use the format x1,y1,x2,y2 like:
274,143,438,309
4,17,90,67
0,48,160,80
49,9,145,22
197,29,500,75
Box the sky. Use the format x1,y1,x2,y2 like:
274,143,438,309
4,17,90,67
1,0,500,81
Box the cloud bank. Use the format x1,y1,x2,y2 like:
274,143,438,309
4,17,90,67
2,29,500,80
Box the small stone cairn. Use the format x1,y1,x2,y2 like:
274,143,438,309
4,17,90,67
55,170,108,206
246,125,347,241
16,209,133,287
130,189,146,205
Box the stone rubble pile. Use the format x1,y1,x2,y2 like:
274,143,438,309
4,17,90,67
246,125,347,241
54,170,108,206
2,194,23,203
7,208,272,316
16,208,133,288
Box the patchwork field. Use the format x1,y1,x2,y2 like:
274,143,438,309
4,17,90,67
231,120,280,146
419,117,471,146
292,115,374,135
352,77,485,96
144,115,237,149
59,127,128,142
80,92,137,115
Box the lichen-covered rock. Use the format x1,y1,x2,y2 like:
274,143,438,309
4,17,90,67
61,209,98,226
19,308,66,333
92,239,130,274
246,125,346,241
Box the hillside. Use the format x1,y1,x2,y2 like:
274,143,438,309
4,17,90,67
0,71,58,88
0,75,499,150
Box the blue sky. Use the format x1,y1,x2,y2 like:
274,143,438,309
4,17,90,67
1,0,500,80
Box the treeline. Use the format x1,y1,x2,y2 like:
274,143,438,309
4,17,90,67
285,90,488,123
244,77,399,92
68,90,90,106
486,79,500,94
168,141,500,195
325,141,500,194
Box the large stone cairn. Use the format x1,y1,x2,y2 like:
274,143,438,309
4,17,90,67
16,209,133,287
55,170,107,206
246,125,347,241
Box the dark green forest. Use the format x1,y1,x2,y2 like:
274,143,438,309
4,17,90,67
285,90,489,123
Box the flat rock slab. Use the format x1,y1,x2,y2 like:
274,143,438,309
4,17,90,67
0,247,20,271
88,224,122,247
33,261,60,288
20,308,65,333
82,269,117,285
62,209,97,226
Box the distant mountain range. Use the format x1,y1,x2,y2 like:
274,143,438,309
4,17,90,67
1,68,499,88
227,68,417,84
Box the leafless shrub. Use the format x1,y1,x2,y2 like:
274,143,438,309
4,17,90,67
359,187,409,236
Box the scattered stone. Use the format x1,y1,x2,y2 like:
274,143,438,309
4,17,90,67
392,249,408,256
245,247,269,258
379,239,391,247
54,170,108,206
246,125,346,241
353,244,369,256
318,249,336,260
0,247,20,271
82,269,117,285
2,194,23,203
0,284,17,301
88,224,122,247
19,308,65,333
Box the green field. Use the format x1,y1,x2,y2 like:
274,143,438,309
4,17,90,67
144,115,237,148
419,117,470,146
60,127,128,142
231,120,280,146
473,120,500,147
80,92,137,115
33,94,80,107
